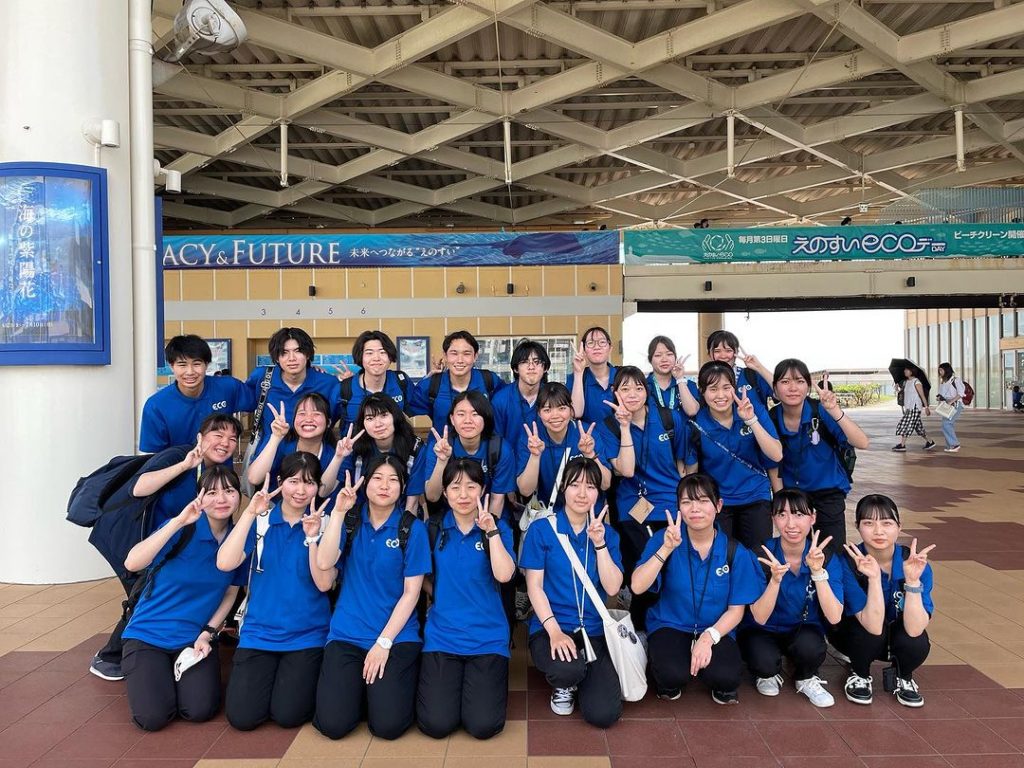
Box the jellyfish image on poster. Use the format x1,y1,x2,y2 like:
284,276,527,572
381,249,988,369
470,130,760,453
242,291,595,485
0,175,95,345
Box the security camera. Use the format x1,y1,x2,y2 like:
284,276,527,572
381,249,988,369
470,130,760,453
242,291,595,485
163,169,182,194
164,0,247,62
82,119,121,148
858,203,869,214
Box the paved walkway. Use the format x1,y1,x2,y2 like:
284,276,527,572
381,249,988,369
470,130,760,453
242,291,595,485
1,409,1022,767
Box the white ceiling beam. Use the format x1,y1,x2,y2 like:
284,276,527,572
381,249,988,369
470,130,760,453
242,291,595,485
898,4,1024,63
161,201,236,227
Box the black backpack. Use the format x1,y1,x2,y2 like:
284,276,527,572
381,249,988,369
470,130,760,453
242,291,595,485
770,400,857,481
427,369,499,414
67,454,154,527
340,506,419,562
339,371,411,416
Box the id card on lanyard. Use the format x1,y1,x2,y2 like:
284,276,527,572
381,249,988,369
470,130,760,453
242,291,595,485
627,421,654,524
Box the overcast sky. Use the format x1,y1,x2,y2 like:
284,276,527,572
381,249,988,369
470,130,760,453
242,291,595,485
622,309,906,374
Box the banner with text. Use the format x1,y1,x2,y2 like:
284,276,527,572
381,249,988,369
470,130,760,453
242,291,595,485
624,224,1024,264
163,231,619,269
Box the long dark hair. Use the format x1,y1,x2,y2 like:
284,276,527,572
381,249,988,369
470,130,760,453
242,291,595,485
354,392,417,462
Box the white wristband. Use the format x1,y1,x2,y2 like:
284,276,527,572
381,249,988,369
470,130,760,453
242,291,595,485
743,417,758,427
703,627,721,645
304,534,321,547
810,570,829,582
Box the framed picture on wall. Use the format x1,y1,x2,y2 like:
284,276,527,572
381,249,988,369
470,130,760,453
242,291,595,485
397,336,430,381
0,162,111,365
207,338,232,376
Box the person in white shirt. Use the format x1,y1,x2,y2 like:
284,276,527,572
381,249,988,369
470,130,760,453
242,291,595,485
935,363,965,453
893,369,935,452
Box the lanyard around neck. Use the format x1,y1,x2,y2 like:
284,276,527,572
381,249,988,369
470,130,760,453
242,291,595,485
685,530,716,637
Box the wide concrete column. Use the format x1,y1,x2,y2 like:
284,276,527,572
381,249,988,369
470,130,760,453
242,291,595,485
697,312,725,361
0,0,136,582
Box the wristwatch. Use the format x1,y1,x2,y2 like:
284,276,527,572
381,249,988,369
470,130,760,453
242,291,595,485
485,528,500,539
703,627,722,645
904,583,924,594
376,635,393,650
201,624,220,641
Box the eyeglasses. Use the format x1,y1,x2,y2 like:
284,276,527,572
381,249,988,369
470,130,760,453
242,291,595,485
522,358,545,367
584,339,610,349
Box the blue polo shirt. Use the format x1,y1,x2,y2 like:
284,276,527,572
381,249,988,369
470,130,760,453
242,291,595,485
596,408,694,523
340,441,427,504
135,446,202,531
690,403,777,506
141,376,254,453
749,537,846,634
423,512,514,657
566,366,617,426
245,366,342,454
519,508,623,637
238,505,331,651
338,370,410,433
516,420,610,505
408,369,504,427
123,514,249,650
772,401,851,494
327,506,432,650
491,383,539,447
414,434,517,498
639,529,761,637
841,544,934,623
646,373,683,412
265,439,337,498
685,367,772,409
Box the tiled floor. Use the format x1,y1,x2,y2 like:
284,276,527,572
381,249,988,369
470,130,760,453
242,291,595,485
2,407,1023,767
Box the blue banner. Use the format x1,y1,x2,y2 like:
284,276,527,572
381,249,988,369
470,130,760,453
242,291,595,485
624,224,1024,264
163,231,620,269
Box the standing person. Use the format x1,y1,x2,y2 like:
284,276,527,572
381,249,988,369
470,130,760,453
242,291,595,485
680,330,774,415
893,366,935,451
408,330,503,428
314,456,431,740
645,335,689,414
491,340,549,446
89,415,244,682
246,328,342,456
769,361,869,551
595,367,694,630
520,457,624,727
120,466,250,731
217,454,335,731
740,490,844,708
567,326,618,425
337,331,411,433
687,362,782,550
832,494,935,708
141,335,254,452
631,474,763,705
416,459,516,740
936,362,965,453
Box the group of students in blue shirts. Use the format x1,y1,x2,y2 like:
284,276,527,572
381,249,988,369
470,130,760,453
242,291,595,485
98,323,936,739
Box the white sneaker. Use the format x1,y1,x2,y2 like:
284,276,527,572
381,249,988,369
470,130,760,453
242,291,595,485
796,676,835,708
550,686,577,716
756,674,783,696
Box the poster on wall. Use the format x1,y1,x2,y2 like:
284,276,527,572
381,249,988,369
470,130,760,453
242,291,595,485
0,163,110,365
162,231,620,269
397,336,430,381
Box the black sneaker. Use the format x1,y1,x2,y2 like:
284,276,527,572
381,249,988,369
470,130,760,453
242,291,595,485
844,673,873,705
891,444,906,452
89,656,124,681
657,688,682,701
923,440,936,451
711,690,739,705
894,677,924,708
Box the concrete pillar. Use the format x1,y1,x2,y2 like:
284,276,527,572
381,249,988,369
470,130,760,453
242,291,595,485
697,312,725,363
0,0,135,582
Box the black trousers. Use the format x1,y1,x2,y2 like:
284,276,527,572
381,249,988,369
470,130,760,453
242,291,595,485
96,573,140,664
829,616,931,679
313,640,420,740
647,627,743,695
616,516,667,632
807,488,848,555
121,638,222,732
528,630,622,728
225,646,323,731
718,499,773,551
738,624,827,680
416,652,508,740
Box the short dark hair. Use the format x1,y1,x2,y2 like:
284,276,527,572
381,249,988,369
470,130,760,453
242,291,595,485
443,330,479,354
772,488,814,517
676,473,721,506
354,392,417,461
706,330,739,356
278,450,323,488
855,494,901,526
510,340,550,379
442,457,487,490
559,456,603,495
448,390,495,440
536,382,572,411
269,328,315,368
773,358,812,386
165,335,212,365
352,330,397,366
697,360,735,392
285,392,336,445
612,365,648,394
363,452,408,496
199,413,243,438
198,464,240,495
580,326,611,345
647,335,676,362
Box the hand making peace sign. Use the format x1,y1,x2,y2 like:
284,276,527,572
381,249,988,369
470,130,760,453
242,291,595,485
267,401,289,440
758,545,790,584
474,494,497,534
662,509,683,552
813,373,842,418
602,391,631,428
734,389,755,423
576,420,597,458
524,422,545,457
335,471,365,515
430,425,452,462
245,475,282,518
903,538,936,584
337,423,365,459
175,490,207,527
844,542,881,580
804,530,833,573
302,496,331,539
572,342,586,376
586,505,608,547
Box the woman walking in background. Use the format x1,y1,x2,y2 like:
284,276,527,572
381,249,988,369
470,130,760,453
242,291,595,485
893,368,934,452
935,363,965,453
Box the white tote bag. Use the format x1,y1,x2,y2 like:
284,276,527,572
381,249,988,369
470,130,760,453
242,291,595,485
934,401,955,419
548,517,649,702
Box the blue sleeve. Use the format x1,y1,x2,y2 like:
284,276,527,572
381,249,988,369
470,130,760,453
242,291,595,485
825,553,844,604
727,545,764,606
405,447,429,497
670,411,693,464
565,373,575,392
595,419,620,465
491,439,517,494
686,379,700,400
408,376,432,417
753,399,780,469
497,517,516,567
485,370,505,396
402,519,432,577
518,521,549,571
921,563,935,616
841,558,868,615
231,552,252,587
604,526,624,573
416,443,439,496
515,433,532,478
820,407,848,446
138,396,168,453
491,391,509,442
637,529,668,594
753,370,774,404
242,524,257,557
229,377,257,413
